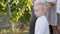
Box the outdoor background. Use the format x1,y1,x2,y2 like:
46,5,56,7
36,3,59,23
0,0,33,34
0,0,60,34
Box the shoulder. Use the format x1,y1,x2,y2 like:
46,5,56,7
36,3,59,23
36,16,45,22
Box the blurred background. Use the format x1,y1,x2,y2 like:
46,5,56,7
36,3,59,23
0,0,33,34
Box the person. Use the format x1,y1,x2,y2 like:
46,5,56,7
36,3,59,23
34,0,50,34
56,0,60,33
57,0,60,26
29,0,53,34
47,0,60,34
29,0,37,34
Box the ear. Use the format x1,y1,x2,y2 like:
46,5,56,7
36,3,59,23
43,6,48,14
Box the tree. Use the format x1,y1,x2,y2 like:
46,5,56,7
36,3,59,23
0,0,33,32
0,0,33,24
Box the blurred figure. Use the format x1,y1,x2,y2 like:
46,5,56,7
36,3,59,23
57,0,60,26
56,0,60,33
47,0,60,34
29,0,52,34
34,0,50,34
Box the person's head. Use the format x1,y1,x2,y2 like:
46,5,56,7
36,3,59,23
34,5,47,17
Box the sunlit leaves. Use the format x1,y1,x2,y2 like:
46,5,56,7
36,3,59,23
0,0,33,23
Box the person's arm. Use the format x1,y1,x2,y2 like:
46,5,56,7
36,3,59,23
30,10,37,23
29,5,37,34
30,5,37,23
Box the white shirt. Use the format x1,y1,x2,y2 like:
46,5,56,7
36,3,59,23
34,0,50,34
56,0,60,14
35,16,49,34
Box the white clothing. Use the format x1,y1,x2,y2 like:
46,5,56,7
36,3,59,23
35,15,49,34
46,0,57,26
56,0,60,14
46,0,57,4
34,0,50,34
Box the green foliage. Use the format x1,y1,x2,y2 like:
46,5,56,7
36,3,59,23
0,0,33,23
